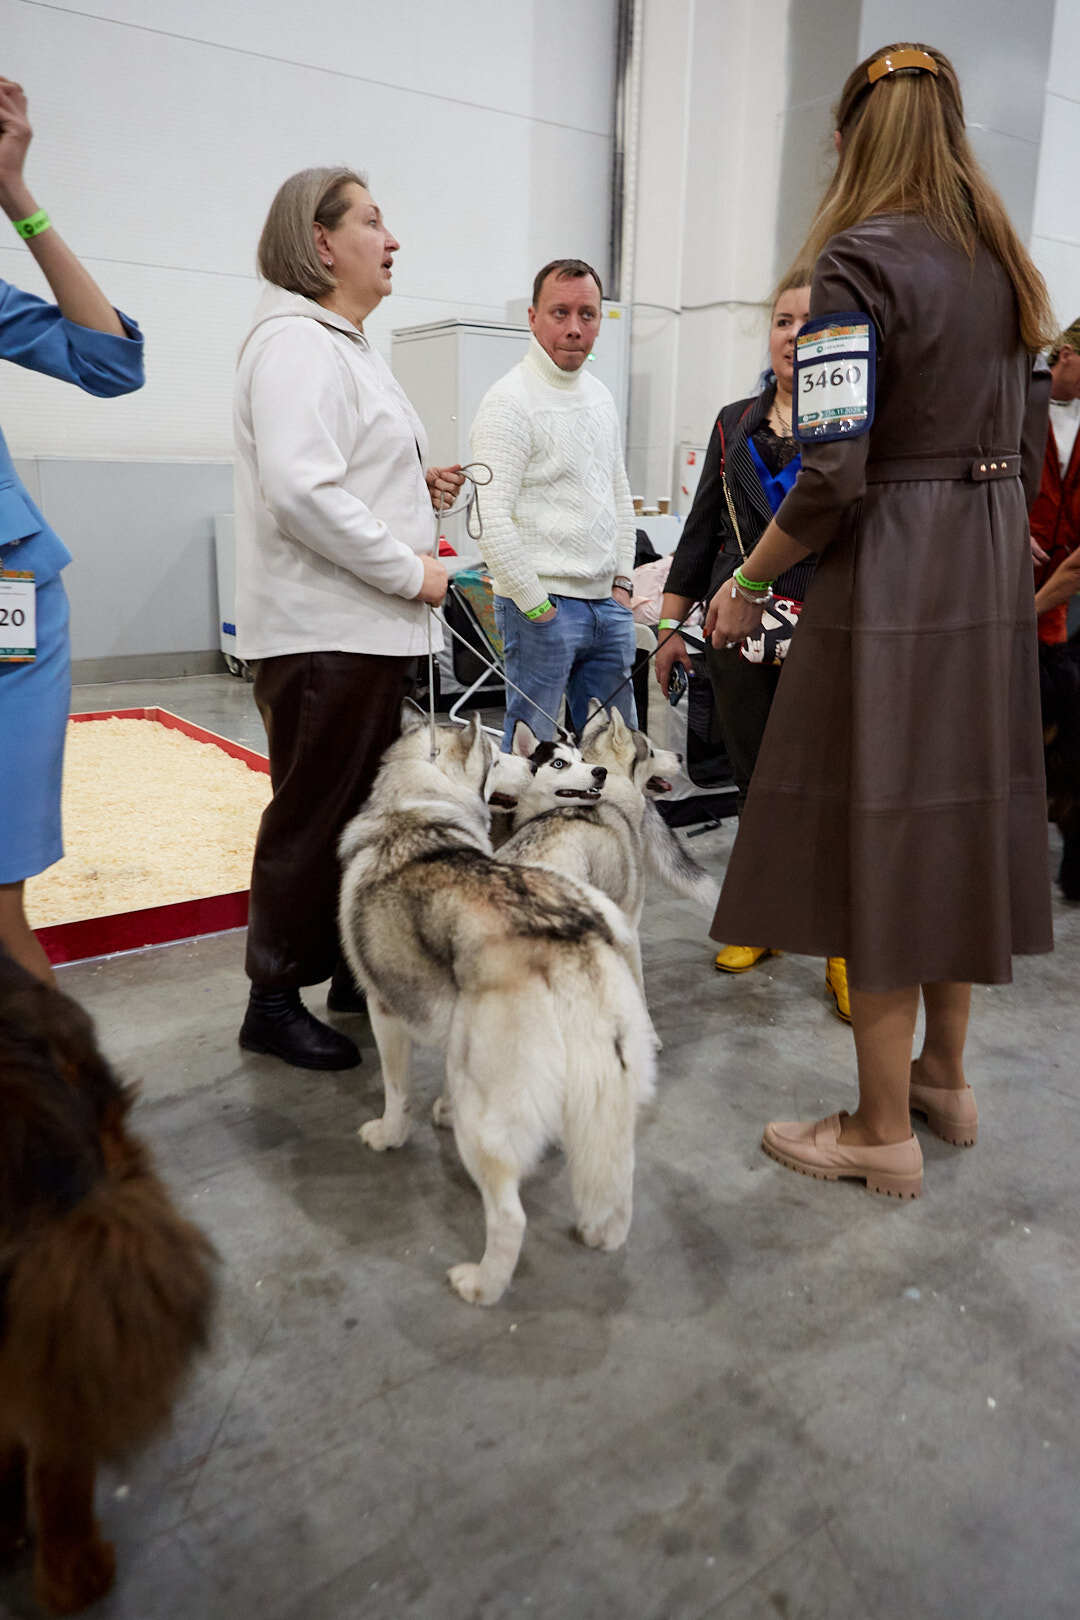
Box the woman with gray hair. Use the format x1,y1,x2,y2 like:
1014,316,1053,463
235,167,462,1070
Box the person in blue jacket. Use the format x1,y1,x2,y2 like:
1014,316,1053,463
0,77,144,981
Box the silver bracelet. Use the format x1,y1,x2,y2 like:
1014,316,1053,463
730,579,774,609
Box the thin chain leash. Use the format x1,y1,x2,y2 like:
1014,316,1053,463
426,461,493,760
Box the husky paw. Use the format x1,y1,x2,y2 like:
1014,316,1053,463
447,1262,505,1307
36,1537,116,1615
577,1213,631,1251
431,1093,454,1129
358,1116,410,1151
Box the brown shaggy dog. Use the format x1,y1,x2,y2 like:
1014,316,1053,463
0,954,217,1614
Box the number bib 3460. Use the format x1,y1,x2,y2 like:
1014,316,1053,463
0,570,36,662
793,313,876,443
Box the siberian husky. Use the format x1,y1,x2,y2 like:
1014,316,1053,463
580,699,684,799
337,710,656,1307
501,714,720,957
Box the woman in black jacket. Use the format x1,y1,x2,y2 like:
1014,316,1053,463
654,268,850,1020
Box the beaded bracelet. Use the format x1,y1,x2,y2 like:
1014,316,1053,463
731,577,775,609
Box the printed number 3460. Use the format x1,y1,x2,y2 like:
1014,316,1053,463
802,364,862,392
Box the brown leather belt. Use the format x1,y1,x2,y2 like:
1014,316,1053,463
865,454,1021,483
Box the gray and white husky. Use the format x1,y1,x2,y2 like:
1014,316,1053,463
337,710,656,1307
499,711,720,969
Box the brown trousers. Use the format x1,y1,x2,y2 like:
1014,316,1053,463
245,650,415,989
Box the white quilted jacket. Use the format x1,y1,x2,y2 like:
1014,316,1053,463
234,286,440,660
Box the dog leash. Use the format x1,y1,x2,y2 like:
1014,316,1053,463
426,462,494,759
431,607,574,742
586,607,704,731
429,587,701,751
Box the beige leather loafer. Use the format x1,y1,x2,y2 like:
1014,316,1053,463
909,1082,978,1147
762,1112,923,1198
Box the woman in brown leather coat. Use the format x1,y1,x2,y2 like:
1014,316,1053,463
706,43,1055,1198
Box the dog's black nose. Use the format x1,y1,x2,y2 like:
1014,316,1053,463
592,766,607,782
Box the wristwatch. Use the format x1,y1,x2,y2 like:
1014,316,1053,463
613,575,634,593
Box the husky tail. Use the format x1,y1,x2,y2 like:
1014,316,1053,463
562,949,656,1252
643,801,720,910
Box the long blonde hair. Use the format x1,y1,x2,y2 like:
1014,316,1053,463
799,43,1054,352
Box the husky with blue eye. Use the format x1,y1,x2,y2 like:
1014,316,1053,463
484,732,604,849
498,711,720,1003
338,710,656,1308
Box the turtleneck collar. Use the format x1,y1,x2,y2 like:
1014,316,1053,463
524,333,586,391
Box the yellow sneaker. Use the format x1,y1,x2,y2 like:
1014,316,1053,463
714,944,775,974
825,957,852,1024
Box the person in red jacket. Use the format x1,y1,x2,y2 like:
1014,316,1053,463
1032,317,1080,643
1032,319,1080,901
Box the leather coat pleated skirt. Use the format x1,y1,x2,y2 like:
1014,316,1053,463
711,216,1054,991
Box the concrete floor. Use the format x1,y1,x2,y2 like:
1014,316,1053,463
4,672,1079,1620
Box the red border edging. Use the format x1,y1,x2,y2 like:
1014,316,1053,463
39,709,268,965
69,706,270,774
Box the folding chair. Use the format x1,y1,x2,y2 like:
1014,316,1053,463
444,570,506,737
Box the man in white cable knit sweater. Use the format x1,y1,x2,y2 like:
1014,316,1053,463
470,258,638,745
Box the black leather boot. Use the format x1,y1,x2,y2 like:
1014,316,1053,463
1059,833,1080,902
240,987,360,1070
326,957,368,1015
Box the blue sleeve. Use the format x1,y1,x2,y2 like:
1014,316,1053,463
0,277,144,397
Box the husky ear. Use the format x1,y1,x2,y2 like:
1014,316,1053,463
581,697,605,733
464,713,490,776
400,701,425,733
608,707,630,745
633,731,651,765
511,720,540,758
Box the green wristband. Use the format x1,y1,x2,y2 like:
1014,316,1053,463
523,599,553,620
733,566,772,594
657,619,681,631
13,209,51,240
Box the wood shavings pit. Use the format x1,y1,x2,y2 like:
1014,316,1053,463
26,717,272,928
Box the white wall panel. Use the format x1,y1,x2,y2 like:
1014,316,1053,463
858,0,1055,144
965,125,1041,244
1047,0,1080,96
1031,233,1080,332
1032,93,1080,247
0,244,256,460
629,0,791,506
3,0,615,459
1030,1,1080,335
39,0,617,132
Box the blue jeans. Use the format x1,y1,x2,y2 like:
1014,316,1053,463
494,593,639,747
